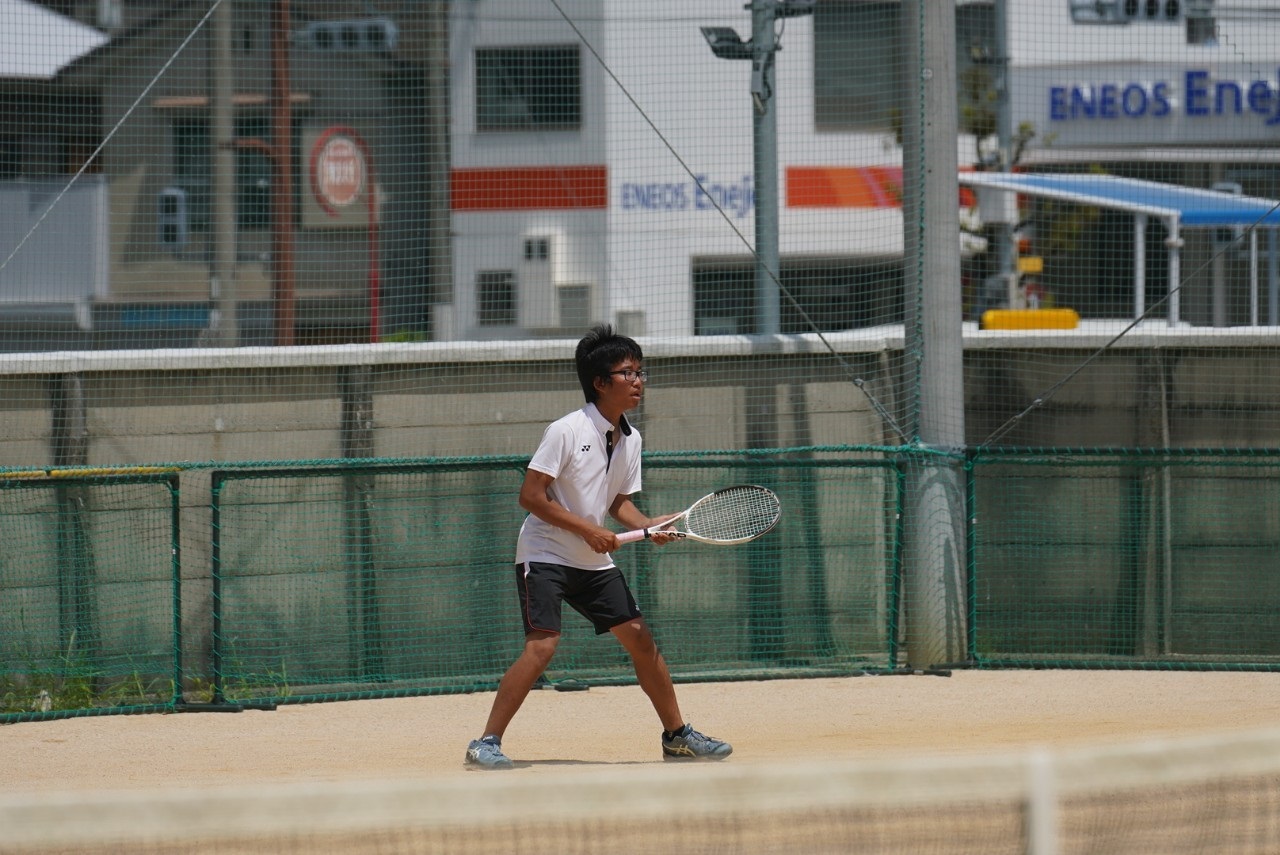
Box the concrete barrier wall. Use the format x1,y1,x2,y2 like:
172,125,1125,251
4,330,1278,471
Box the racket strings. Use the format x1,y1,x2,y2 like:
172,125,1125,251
686,487,780,542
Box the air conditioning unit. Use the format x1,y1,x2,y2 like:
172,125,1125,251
1069,0,1126,24
1120,0,1184,22
558,284,592,332
157,187,188,249
518,232,563,329
301,18,398,52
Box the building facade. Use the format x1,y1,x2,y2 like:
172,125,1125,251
3,0,1278,348
1007,0,1280,325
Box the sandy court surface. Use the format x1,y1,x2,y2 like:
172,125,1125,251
3,669,1279,793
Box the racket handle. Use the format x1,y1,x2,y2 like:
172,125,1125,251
616,528,650,544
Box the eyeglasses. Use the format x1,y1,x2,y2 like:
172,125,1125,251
608,369,649,382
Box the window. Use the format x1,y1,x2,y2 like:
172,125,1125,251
0,92,101,178
524,236,550,261
171,114,274,232
814,2,903,132
693,258,904,334
476,270,516,326
814,2,994,135
476,46,581,131
171,117,210,231
235,115,272,229
0,134,20,180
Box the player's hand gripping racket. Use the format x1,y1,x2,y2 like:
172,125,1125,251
617,485,781,546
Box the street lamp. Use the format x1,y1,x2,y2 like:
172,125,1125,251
700,26,752,60
700,0,813,335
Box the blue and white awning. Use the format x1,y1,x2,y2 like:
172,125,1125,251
960,172,1280,228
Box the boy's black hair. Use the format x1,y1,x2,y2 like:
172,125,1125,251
575,324,643,403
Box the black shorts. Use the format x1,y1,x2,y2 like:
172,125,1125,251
515,562,642,635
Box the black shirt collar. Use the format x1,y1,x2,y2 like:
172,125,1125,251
586,403,632,436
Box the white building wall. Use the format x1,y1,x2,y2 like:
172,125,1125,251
447,0,608,340
449,0,608,170
450,0,912,339
602,1,905,336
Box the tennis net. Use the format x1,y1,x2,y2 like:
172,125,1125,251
3,727,1280,854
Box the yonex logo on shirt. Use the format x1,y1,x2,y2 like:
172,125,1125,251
581,444,591,452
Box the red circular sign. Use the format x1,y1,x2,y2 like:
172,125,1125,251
314,136,365,208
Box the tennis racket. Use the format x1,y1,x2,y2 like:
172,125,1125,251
617,485,781,546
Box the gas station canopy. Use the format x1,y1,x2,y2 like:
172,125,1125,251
960,172,1280,326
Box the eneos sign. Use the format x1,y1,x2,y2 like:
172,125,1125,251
1049,68,1280,126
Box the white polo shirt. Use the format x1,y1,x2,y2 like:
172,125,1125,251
515,403,642,571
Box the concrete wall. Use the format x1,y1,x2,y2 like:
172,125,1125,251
6,329,1277,468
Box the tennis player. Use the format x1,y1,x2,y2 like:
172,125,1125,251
465,324,732,769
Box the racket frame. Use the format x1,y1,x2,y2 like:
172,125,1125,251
616,484,780,546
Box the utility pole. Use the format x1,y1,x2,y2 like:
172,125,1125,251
992,0,1016,297
901,0,968,668
270,0,295,346
234,1,295,348
750,0,781,335
209,0,238,345
701,0,813,335
424,0,453,339
235,0,296,346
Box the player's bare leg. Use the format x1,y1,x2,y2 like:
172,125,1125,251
466,631,559,769
611,617,683,731
482,630,559,739
613,617,733,761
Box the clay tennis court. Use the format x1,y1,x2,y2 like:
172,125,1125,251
4,669,1278,793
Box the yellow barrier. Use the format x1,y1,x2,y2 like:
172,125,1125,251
0,466,181,480
981,308,1080,330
